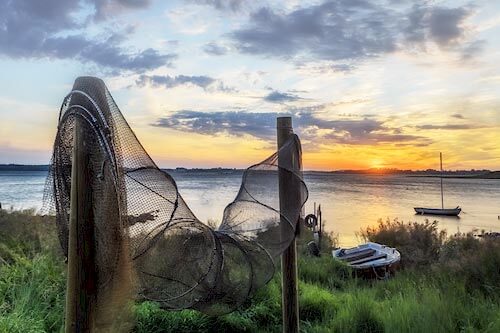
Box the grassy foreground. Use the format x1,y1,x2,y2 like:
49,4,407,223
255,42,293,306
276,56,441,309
1,210,500,332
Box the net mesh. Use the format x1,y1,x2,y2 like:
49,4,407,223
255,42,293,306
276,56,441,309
44,76,308,315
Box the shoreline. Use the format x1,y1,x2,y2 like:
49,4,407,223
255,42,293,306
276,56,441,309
406,174,500,179
1,165,500,179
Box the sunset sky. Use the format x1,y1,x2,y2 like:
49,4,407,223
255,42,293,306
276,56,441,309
1,0,500,170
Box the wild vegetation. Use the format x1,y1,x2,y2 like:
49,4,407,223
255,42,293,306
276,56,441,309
1,210,499,332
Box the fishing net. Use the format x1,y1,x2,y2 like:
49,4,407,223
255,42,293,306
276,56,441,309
44,76,307,315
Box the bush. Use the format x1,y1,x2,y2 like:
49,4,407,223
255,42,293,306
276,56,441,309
440,235,500,298
440,232,481,263
359,219,446,268
360,218,500,299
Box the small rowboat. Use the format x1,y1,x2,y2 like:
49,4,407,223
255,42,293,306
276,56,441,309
414,206,461,216
332,242,400,278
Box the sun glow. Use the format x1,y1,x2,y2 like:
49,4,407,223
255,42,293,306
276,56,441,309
370,159,384,170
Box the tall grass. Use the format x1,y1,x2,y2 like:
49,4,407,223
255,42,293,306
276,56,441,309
0,209,65,333
1,210,499,332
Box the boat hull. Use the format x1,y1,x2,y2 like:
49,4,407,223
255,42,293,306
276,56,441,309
414,207,461,216
332,242,401,276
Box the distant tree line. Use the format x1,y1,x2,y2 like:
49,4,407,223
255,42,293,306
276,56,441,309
0,164,49,171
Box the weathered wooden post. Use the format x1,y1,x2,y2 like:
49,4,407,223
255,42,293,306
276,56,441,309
318,204,322,251
65,117,98,332
277,117,300,333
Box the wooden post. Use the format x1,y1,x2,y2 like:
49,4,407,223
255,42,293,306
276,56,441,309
277,117,300,333
318,204,322,251
440,152,444,209
65,117,98,333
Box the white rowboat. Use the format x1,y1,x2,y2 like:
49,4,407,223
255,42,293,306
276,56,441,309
332,242,400,271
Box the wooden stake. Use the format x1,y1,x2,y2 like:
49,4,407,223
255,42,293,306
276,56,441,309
277,117,300,333
65,117,98,333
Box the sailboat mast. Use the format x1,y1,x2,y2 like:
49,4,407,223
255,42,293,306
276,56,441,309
440,152,444,209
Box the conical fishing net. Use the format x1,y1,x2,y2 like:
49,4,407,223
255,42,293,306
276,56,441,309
44,76,307,315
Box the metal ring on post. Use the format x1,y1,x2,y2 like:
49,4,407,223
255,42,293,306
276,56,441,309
304,214,318,229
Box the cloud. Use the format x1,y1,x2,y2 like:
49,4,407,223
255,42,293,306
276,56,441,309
166,6,214,35
230,3,397,61
451,113,465,119
228,1,480,63
93,0,152,20
427,7,470,46
0,0,81,57
263,91,301,103
203,42,230,55
328,64,356,72
136,74,234,92
296,62,356,75
416,124,481,130
0,0,171,72
404,4,475,47
153,110,277,138
185,0,245,12
152,109,431,146
460,39,486,61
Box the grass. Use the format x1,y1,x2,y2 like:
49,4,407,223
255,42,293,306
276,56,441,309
1,210,500,332
0,210,65,333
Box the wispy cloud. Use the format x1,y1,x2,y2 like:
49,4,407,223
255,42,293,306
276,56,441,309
166,5,213,35
136,74,234,92
203,42,230,55
185,0,246,12
263,91,302,103
416,124,482,130
153,110,277,138
460,40,487,61
152,109,432,146
451,113,465,119
93,0,152,20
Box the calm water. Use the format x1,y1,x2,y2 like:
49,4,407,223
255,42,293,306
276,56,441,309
1,170,499,246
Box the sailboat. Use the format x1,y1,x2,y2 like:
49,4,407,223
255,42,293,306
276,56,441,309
414,152,461,216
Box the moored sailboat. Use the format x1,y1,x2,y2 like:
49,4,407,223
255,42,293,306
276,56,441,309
414,206,461,216
414,152,461,216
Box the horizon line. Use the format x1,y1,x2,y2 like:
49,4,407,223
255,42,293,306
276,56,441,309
0,163,498,173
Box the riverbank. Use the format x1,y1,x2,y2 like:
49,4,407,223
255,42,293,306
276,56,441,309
1,210,499,332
